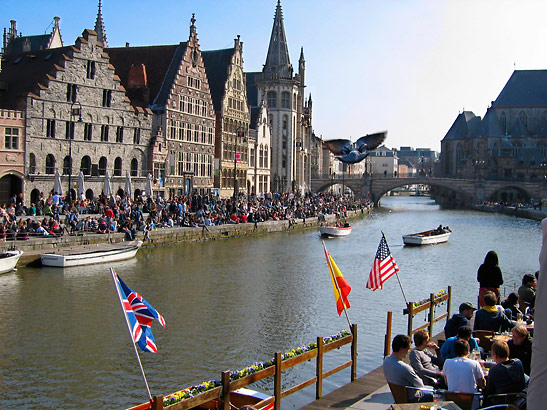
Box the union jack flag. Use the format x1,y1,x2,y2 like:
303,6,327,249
114,272,166,353
366,233,399,291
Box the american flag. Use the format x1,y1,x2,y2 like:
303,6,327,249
366,234,399,291
114,273,166,353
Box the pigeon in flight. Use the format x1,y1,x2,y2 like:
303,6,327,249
324,131,387,164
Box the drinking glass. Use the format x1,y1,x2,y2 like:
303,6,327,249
431,392,441,410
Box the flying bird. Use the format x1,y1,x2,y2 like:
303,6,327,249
324,131,387,164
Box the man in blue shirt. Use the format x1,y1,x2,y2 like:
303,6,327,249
441,326,480,360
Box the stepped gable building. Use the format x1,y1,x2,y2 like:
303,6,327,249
2,17,63,56
246,0,313,193
0,108,25,204
0,28,153,204
441,70,547,189
202,36,251,197
108,15,215,197
247,100,272,195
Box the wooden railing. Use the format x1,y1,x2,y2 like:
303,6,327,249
384,287,451,356
128,324,357,410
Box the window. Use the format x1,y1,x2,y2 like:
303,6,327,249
80,156,92,175
102,89,112,107
101,125,109,142
65,121,75,140
99,157,107,176
264,145,269,168
66,84,77,102
4,127,19,149
133,128,141,144
63,155,71,175
46,154,56,174
177,152,184,176
116,126,124,143
84,123,93,141
131,158,138,177
114,157,122,176
281,91,290,109
267,91,277,108
188,97,194,114
46,119,56,138
500,112,507,134
86,60,96,79
29,153,36,174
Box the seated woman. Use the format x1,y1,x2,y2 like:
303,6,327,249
502,292,523,320
508,324,532,375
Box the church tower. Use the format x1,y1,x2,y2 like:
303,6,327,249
94,0,108,47
256,0,311,193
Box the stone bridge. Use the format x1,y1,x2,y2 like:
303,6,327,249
310,174,545,205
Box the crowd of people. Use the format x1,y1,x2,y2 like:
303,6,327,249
383,250,537,409
0,191,372,241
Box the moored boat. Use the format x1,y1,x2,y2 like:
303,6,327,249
402,226,451,246
319,223,352,237
41,240,143,267
0,249,23,273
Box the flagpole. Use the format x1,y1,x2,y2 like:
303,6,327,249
110,268,153,403
381,232,409,306
322,241,352,329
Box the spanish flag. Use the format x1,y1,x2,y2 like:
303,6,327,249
323,243,351,316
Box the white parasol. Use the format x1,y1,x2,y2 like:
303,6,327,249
104,170,112,198
125,171,133,200
54,169,63,196
77,171,86,200
145,173,153,197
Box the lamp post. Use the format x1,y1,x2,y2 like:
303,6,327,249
67,101,83,205
233,126,246,199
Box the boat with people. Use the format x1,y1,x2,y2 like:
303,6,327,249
40,240,143,267
319,223,352,237
0,249,23,274
402,225,451,246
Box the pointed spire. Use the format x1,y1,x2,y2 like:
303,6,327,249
190,13,197,37
263,0,292,79
95,0,108,47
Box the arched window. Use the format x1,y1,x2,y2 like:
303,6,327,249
63,155,71,175
259,144,264,168
500,112,506,134
46,154,56,174
267,91,277,108
131,158,138,177
80,156,92,175
99,157,107,175
281,91,290,109
29,153,36,174
114,157,122,176
264,145,269,168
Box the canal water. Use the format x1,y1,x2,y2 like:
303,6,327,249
0,196,542,410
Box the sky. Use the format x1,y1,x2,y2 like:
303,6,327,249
3,0,547,151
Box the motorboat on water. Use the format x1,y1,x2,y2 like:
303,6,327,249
402,226,451,246
319,223,352,237
40,240,143,267
0,249,23,273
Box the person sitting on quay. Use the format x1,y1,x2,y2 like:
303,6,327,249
483,340,526,407
474,291,516,333
444,302,476,339
508,324,532,376
518,273,536,312
442,339,485,410
383,334,433,403
409,329,446,389
441,326,480,360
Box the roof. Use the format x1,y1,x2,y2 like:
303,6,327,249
493,70,547,107
475,108,505,138
201,48,235,111
107,44,186,110
263,0,292,78
245,72,259,107
0,46,71,109
442,111,482,140
3,34,52,55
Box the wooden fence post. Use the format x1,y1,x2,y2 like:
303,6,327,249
316,336,323,399
407,303,414,336
447,285,452,320
221,371,231,410
428,292,435,336
151,395,163,410
274,352,282,410
351,324,357,381
384,312,392,357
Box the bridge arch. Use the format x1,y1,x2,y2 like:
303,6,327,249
314,179,365,197
488,184,533,203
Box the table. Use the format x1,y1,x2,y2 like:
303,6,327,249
391,401,462,410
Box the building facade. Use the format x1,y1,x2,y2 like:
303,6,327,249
0,109,25,203
247,101,272,195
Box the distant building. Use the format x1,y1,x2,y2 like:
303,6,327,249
368,146,398,177
397,146,437,176
247,101,272,195
0,109,25,203
2,17,63,56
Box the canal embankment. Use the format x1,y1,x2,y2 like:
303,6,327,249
471,204,547,221
2,206,373,266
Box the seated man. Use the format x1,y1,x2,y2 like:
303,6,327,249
508,324,533,375
442,339,485,410
444,302,476,339
409,329,445,388
484,340,526,406
474,291,516,333
441,326,480,360
384,334,433,402
518,273,536,311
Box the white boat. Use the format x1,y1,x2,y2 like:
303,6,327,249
402,228,451,246
0,250,23,273
41,240,143,267
320,224,352,237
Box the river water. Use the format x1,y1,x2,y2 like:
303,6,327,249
0,196,542,410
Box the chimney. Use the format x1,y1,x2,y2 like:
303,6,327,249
127,64,149,107
128,64,147,87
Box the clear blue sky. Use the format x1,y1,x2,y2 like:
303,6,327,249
3,0,547,151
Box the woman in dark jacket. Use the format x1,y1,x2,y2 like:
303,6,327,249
477,250,503,307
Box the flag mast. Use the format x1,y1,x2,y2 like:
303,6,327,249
322,241,352,329
110,268,153,403
381,232,409,306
